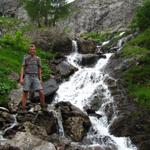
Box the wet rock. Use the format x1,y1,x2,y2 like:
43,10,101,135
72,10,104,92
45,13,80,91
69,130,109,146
0,107,9,112
109,114,131,137
0,144,20,150
56,101,91,142
6,131,56,150
80,54,106,67
50,55,66,65
3,124,21,139
65,143,105,150
84,106,102,119
0,110,15,130
53,36,72,54
56,60,78,78
17,110,58,135
34,111,58,135
103,102,114,122
77,39,97,54
17,111,36,123
23,122,48,139
33,78,58,102
8,88,22,113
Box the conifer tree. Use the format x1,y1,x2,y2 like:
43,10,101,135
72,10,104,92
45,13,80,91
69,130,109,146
20,0,71,27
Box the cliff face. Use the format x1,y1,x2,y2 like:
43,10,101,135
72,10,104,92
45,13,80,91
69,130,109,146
0,0,141,34
59,0,141,34
0,0,28,20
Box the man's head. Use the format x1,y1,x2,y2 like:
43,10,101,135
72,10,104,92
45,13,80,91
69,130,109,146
29,43,36,56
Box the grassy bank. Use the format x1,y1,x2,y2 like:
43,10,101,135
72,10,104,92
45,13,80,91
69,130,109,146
121,28,150,108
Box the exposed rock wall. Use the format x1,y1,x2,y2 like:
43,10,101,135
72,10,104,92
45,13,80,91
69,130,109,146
0,0,141,34
0,0,28,20
59,0,141,34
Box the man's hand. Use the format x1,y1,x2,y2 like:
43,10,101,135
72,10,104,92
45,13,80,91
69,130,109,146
20,78,24,85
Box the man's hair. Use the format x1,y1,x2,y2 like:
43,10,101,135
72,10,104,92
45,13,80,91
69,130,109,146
30,42,36,47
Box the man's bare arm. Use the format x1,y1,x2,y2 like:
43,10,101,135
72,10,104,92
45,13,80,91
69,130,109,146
20,66,24,85
38,67,42,81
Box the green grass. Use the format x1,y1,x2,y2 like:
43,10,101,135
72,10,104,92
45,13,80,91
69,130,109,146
80,31,112,42
121,28,150,108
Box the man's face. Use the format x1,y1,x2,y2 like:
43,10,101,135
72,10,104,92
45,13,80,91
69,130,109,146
29,44,36,56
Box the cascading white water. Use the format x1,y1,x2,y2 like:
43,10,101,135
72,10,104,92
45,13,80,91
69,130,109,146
55,39,137,150
0,114,18,143
47,105,65,137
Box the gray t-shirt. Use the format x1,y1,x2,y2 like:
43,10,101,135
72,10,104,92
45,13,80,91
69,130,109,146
22,55,41,74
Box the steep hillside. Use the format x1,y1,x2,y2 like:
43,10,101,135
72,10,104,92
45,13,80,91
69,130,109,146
59,0,141,34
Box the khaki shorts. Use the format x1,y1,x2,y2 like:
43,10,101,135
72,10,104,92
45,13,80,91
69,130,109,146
23,74,43,92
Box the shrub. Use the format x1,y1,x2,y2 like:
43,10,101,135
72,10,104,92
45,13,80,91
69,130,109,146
0,30,30,51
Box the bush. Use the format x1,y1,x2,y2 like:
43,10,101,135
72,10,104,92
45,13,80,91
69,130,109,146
0,30,30,51
134,0,150,31
80,31,111,42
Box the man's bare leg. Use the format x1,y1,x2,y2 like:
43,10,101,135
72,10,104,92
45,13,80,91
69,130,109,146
21,91,28,111
39,90,45,108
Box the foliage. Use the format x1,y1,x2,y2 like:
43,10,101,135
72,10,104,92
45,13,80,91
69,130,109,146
80,31,111,42
0,17,21,33
132,0,150,31
0,73,17,107
121,28,150,108
20,0,72,27
0,30,31,51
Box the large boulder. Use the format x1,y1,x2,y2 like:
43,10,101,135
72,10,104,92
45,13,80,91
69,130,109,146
29,29,72,54
8,87,22,113
56,60,78,78
0,109,14,130
16,110,58,135
33,78,58,102
0,144,20,150
55,101,91,142
6,129,56,150
77,39,97,54
80,54,106,67
33,111,58,135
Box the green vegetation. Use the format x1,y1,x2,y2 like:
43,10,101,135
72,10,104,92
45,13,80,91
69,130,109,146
20,0,72,27
132,0,150,31
80,31,111,42
121,28,150,108
80,30,129,43
122,0,150,107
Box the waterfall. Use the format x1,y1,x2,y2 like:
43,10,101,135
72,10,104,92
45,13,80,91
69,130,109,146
3,114,18,134
47,105,65,137
54,39,137,149
0,114,18,143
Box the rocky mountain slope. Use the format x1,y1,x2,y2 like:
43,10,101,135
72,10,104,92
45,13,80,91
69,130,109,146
59,0,141,34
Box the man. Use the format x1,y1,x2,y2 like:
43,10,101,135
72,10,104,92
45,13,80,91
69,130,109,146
20,43,45,111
